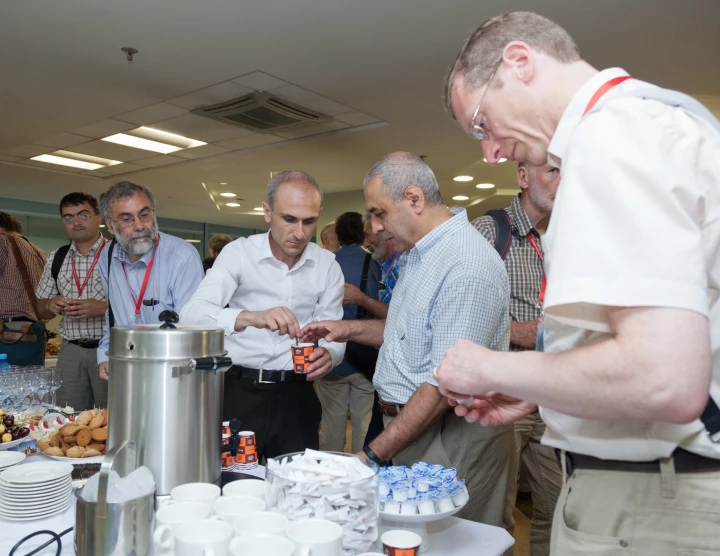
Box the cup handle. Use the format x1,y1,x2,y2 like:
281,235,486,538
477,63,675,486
153,525,174,552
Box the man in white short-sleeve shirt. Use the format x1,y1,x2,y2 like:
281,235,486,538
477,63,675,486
439,11,720,555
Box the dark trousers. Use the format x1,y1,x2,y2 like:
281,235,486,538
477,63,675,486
223,370,322,461
363,391,385,447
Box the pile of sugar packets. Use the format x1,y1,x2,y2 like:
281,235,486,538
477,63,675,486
379,462,469,516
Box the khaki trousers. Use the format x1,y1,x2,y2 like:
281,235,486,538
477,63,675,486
507,412,562,556
315,373,374,454
551,452,720,555
54,339,107,411
384,412,516,532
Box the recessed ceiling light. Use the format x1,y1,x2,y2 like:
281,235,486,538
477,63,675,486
453,175,473,182
482,158,508,163
226,202,241,207
452,195,470,201
476,183,495,189
101,126,206,154
186,239,201,243
220,182,227,185
220,192,237,198
253,207,264,211
31,150,123,171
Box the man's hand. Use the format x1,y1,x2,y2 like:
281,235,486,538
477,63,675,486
343,284,366,306
48,295,70,315
237,307,301,338
448,393,537,427
304,347,333,381
299,320,354,344
64,299,107,319
99,362,109,381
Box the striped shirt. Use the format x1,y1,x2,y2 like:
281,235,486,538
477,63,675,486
379,251,406,304
0,233,47,320
35,235,106,341
472,194,544,351
373,209,510,404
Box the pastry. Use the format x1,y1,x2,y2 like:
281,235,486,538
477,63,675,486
101,408,108,427
43,446,65,457
48,431,60,447
89,413,104,430
66,446,86,458
63,435,78,446
82,449,102,458
37,438,50,451
91,427,108,441
76,428,92,447
59,423,79,437
76,411,93,426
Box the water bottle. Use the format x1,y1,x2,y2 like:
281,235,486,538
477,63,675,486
0,354,10,372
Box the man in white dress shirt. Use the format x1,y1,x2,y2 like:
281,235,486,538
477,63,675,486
181,170,344,459
439,11,720,555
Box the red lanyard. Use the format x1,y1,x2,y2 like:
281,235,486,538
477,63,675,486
526,234,546,303
71,240,105,297
121,235,161,318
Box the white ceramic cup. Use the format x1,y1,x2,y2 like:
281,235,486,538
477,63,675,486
233,511,289,538
214,495,266,524
230,535,295,556
286,519,343,556
167,483,221,509
169,518,234,556
154,502,214,552
222,479,267,501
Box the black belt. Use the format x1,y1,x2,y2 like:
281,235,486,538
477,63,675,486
68,339,100,349
560,448,720,475
228,365,308,384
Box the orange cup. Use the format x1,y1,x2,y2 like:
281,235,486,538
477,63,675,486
222,453,234,469
291,343,315,373
239,431,256,448
235,452,258,465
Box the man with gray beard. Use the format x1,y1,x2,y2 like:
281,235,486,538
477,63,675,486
96,181,203,380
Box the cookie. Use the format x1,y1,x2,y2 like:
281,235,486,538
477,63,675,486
76,428,92,447
43,446,65,457
76,411,93,426
91,427,108,441
37,439,50,452
82,449,102,458
59,423,79,437
87,442,105,452
66,446,86,458
89,413,104,430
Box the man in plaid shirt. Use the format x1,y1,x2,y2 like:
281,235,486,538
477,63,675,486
473,163,560,556
36,192,108,411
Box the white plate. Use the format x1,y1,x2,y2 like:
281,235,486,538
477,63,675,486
0,462,73,484
45,454,105,464
1,490,72,508
0,479,72,496
379,486,469,523
0,498,71,520
0,452,26,467
0,504,71,521
0,493,72,513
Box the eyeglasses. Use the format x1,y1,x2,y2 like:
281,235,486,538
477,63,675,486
61,212,92,224
468,59,502,141
111,209,155,229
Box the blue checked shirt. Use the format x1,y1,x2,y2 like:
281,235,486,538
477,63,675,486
379,251,406,304
373,209,510,404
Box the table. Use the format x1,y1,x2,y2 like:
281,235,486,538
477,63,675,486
0,456,514,555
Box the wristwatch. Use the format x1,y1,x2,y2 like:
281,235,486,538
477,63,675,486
362,445,391,467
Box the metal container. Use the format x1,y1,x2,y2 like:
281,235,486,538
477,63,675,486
75,441,155,556
106,311,232,495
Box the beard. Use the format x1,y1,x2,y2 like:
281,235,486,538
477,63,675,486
371,241,388,263
115,224,159,256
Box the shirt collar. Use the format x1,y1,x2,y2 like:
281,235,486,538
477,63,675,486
114,232,161,265
548,68,630,168
506,194,535,237
257,231,316,269
413,208,468,259
69,234,105,257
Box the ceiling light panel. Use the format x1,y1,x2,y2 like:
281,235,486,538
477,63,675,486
31,150,122,171
101,126,206,154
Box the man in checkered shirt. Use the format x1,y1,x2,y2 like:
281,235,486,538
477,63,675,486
36,192,108,411
473,162,561,556
301,152,516,529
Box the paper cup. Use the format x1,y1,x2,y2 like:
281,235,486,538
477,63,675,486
291,343,315,373
381,530,422,556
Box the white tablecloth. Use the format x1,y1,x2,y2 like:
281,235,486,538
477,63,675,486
0,456,513,555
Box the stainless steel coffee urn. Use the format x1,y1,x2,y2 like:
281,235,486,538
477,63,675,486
106,311,232,495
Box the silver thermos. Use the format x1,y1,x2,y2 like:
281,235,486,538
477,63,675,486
105,310,232,495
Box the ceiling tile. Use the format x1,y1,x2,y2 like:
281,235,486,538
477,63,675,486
133,154,186,168
116,102,189,126
216,134,284,150
173,144,231,160
72,119,136,139
168,82,254,110
69,140,156,162
231,71,289,91
81,170,111,177
334,111,382,127
271,85,352,116
0,154,23,162
152,113,254,143
100,162,146,176
35,133,93,149
2,144,50,158
273,120,351,139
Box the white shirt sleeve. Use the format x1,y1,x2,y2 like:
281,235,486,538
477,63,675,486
179,243,244,335
543,98,709,331
314,259,346,367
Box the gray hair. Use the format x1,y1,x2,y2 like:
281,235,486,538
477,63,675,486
363,153,444,206
443,12,581,119
99,181,156,220
266,170,323,209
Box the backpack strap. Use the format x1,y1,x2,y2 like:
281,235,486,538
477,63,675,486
485,209,514,261
356,252,372,320
107,239,116,329
51,244,71,286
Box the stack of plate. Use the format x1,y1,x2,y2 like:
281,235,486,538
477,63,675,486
0,451,26,471
0,462,73,521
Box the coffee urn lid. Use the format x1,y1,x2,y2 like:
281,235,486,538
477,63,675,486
109,310,225,361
